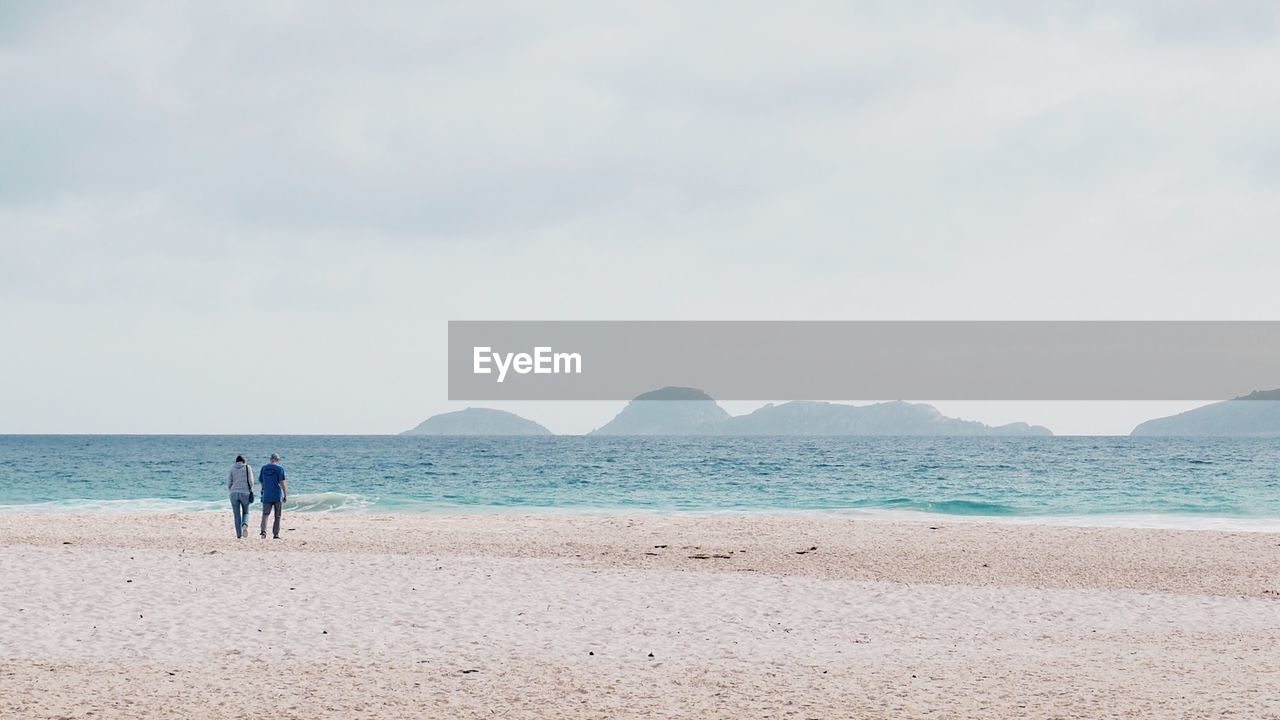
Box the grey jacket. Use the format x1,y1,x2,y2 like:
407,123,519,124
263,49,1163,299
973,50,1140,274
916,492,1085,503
228,462,254,495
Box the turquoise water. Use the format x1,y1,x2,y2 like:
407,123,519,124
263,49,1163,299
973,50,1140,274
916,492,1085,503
0,435,1277,528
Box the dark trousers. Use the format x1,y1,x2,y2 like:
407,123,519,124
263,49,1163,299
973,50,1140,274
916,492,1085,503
260,501,282,537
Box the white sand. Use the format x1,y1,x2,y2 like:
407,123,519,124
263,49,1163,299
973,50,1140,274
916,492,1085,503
2,512,1278,718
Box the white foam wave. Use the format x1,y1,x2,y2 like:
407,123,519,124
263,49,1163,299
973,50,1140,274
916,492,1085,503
0,498,225,513
816,508,1280,532
0,492,376,514
284,492,374,513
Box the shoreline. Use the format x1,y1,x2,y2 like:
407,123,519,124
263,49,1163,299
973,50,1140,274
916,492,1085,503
5,501,1280,533
4,512,1279,718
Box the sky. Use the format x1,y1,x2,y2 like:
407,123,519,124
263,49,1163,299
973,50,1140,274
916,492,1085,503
2,1,1279,435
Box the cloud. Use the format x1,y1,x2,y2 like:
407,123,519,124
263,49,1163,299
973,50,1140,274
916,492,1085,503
2,1,1279,431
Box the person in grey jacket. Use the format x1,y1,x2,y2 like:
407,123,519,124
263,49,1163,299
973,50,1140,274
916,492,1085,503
227,455,255,539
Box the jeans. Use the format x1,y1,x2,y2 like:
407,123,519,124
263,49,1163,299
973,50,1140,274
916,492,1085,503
230,492,251,538
261,501,282,538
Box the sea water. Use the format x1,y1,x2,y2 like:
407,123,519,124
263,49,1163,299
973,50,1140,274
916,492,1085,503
0,435,1277,529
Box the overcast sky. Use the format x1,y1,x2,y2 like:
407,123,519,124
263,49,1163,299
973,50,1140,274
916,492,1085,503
3,2,1278,434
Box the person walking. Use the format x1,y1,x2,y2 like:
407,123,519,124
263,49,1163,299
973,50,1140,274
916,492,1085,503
227,455,255,539
258,452,288,539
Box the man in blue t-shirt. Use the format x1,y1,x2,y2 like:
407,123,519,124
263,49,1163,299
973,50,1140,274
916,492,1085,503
258,453,288,539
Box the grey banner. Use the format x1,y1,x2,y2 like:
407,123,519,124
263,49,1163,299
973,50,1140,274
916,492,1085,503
448,321,1280,401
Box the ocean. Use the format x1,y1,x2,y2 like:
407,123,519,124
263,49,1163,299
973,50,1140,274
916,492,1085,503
0,435,1277,529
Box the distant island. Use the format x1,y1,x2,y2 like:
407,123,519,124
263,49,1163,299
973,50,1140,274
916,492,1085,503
590,387,731,435
589,387,1052,436
1131,389,1280,437
717,400,1051,436
405,389,1053,437
401,407,552,436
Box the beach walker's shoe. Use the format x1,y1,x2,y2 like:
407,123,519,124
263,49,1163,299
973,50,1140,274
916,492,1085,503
260,531,266,539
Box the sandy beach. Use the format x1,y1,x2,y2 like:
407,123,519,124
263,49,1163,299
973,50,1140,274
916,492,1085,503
2,512,1278,719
